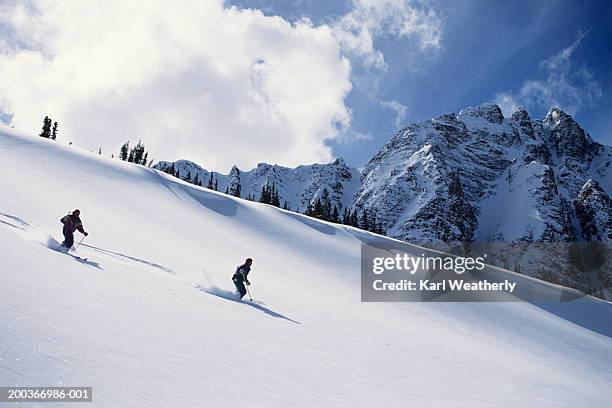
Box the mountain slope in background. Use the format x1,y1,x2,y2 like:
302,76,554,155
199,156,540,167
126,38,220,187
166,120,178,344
154,104,611,298
154,158,360,213
356,105,611,243
1,127,611,407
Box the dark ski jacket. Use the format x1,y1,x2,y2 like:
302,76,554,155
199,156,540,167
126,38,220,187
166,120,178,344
61,214,85,234
233,264,251,283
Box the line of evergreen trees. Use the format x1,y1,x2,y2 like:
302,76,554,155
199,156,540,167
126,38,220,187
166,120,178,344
119,140,152,166
341,207,385,234
259,183,280,207
252,182,289,209
161,164,385,236
305,188,385,234
39,116,58,140
207,172,219,191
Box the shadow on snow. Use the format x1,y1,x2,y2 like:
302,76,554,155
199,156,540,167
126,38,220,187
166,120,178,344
196,285,301,325
66,253,103,270
80,243,174,274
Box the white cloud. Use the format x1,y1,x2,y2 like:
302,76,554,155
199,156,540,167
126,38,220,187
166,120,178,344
332,0,442,71
495,33,601,117
0,0,352,170
0,0,444,168
380,99,408,129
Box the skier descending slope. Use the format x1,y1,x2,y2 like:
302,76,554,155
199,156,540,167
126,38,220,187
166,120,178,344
60,209,88,250
232,258,253,300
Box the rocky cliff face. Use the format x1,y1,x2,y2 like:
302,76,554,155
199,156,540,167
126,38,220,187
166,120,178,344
575,179,612,242
355,104,611,298
355,104,610,244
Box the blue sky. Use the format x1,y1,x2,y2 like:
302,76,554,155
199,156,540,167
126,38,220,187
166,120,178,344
233,0,612,166
0,0,609,170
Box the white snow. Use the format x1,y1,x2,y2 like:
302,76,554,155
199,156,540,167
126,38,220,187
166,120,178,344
476,160,549,241
1,127,611,407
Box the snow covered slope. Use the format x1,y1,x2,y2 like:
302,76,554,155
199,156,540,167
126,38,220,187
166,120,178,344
1,127,611,407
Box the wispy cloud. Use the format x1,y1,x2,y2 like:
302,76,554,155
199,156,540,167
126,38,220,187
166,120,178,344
495,32,602,116
330,1,439,145
332,0,442,71
380,99,408,129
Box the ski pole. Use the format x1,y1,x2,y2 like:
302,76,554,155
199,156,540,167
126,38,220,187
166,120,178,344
245,283,253,302
241,271,253,301
75,235,86,250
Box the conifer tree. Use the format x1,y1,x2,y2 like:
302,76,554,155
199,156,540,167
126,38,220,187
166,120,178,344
51,121,58,140
370,210,378,233
207,172,214,189
39,116,52,138
320,189,331,220
128,140,146,164
313,198,323,219
360,210,370,231
119,141,130,161
330,205,340,223
271,183,280,207
305,202,314,217
259,184,270,204
351,210,359,227
234,180,241,197
342,207,350,225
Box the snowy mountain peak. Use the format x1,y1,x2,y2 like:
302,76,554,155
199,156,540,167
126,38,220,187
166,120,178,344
510,106,531,124
510,107,535,140
332,157,347,166
544,106,572,124
357,104,611,298
458,103,505,125
543,107,595,156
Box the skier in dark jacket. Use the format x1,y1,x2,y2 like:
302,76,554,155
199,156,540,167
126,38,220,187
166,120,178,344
232,258,253,299
60,209,88,249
